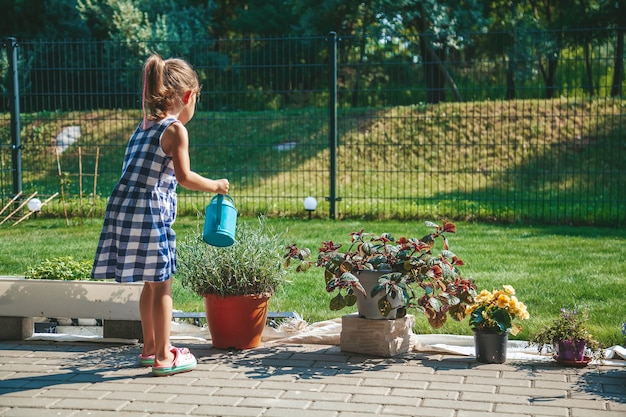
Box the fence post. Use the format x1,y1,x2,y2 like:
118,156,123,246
328,31,338,219
5,37,22,197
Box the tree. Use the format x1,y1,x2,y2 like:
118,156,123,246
227,0,299,36
295,0,385,107
74,0,217,109
612,28,624,97
378,0,490,103
477,0,539,100
77,0,214,55
601,0,624,97
524,0,609,99
209,0,247,39
0,0,90,39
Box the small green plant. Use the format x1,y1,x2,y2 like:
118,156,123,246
178,216,287,297
529,306,604,361
26,256,93,280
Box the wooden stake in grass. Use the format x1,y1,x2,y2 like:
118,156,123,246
56,149,69,226
12,193,59,226
0,191,37,226
78,146,100,218
0,191,23,218
79,146,84,216
93,147,99,208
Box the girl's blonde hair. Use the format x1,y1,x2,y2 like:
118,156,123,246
142,54,200,127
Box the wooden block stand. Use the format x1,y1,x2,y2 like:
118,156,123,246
340,313,415,357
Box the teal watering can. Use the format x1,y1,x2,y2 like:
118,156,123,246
203,194,237,247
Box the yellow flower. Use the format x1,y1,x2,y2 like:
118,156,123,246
517,302,530,319
510,298,529,320
468,285,530,333
475,289,492,303
496,294,510,309
503,285,515,295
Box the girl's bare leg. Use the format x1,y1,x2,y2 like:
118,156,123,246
139,283,155,356
141,280,174,365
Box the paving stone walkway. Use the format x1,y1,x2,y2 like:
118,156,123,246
0,340,625,417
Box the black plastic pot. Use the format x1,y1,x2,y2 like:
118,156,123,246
473,329,508,364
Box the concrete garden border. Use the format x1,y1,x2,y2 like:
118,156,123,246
0,276,143,341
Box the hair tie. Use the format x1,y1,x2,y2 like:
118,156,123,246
141,66,148,129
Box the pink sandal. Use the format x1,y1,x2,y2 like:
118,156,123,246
139,344,172,367
152,347,197,377
138,353,155,367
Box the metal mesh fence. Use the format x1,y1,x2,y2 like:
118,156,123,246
1,30,624,225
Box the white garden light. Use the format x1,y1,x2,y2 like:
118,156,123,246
303,196,317,219
27,198,42,212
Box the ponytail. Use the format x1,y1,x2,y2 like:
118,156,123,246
141,54,199,126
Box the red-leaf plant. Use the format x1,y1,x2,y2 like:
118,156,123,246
284,220,477,329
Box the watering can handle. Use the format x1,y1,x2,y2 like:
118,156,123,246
215,195,223,229
211,194,235,205
212,194,235,231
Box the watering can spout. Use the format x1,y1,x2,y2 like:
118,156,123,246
203,194,237,247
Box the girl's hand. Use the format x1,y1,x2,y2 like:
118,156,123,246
215,179,229,195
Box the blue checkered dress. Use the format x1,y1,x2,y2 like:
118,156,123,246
92,118,179,283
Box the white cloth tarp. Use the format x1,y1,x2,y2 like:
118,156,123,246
27,317,626,365
263,318,626,365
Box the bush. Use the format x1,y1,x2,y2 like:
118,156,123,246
26,256,93,280
178,216,287,297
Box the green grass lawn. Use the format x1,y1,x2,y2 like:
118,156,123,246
1,216,625,347
6,99,625,225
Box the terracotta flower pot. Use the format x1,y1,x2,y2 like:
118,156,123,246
473,329,508,364
203,293,269,349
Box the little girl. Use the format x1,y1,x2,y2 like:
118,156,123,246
92,54,229,376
